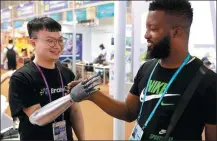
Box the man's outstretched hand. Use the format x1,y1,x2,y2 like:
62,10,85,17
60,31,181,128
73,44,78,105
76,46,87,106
70,74,102,102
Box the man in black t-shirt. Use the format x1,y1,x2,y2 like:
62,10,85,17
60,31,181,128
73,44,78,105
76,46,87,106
9,17,85,140
69,0,216,140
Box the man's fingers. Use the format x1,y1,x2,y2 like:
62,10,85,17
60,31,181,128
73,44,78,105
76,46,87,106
66,81,81,94
67,81,81,87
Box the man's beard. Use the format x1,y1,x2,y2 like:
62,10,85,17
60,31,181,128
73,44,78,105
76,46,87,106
146,34,171,59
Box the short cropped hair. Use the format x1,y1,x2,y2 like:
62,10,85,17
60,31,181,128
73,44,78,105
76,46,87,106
27,17,61,39
149,0,193,33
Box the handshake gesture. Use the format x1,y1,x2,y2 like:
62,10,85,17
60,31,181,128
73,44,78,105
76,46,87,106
69,73,102,102
28,73,102,126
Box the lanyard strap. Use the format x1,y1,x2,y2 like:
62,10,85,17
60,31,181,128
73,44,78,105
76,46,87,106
138,54,191,129
34,63,65,121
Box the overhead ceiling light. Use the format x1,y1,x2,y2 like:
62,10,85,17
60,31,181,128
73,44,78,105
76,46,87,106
9,6,12,9
1,10,3,12
20,4,24,7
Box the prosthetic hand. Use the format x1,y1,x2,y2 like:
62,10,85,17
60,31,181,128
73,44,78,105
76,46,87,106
70,73,102,102
29,73,102,126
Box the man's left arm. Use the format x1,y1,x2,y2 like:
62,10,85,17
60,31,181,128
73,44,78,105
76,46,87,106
204,74,216,141
69,103,85,140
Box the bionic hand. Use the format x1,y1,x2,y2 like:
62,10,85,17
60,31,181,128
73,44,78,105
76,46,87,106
70,73,102,102
29,74,102,126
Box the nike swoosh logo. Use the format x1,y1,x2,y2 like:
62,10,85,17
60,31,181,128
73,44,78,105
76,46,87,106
140,88,180,103
145,94,179,101
161,101,174,106
140,93,180,102
159,129,167,135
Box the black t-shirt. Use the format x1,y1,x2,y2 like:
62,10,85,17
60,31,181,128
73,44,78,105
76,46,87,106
130,57,216,141
9,62,75,140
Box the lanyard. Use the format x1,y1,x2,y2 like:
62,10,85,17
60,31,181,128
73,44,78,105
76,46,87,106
138,54,191,129
34,63,65,121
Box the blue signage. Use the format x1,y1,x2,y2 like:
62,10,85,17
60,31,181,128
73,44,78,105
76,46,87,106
75,9,87,21
1,9,11,21
1,22,11,30
96,3,114,19
16,2,35,18
14,20,25,29
66,9,87,22
82,0,101,5
66,11,73,22
49,13,62,21
44,1,68,13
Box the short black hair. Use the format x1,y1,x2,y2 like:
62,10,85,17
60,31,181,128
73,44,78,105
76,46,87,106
149,0,193,32
8,39,13,44
27,17,61,39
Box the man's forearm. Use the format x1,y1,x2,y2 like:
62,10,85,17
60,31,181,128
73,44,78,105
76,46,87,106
1,70,15,83
70,103,85,140
205,124,216,141
89,91,132,122
1,73,9,83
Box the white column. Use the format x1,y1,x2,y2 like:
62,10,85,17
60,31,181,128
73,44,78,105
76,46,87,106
72,2,77,75
113,1,126,140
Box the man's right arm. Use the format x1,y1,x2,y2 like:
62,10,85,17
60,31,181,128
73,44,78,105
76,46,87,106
88,91,140,122
85,63,144,122
9,72,40,118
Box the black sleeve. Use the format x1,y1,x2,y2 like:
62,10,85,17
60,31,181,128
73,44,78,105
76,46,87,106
9,72,39,117
64,67,75,83
68,69,75,82
204,72,217,124
130,65,144,97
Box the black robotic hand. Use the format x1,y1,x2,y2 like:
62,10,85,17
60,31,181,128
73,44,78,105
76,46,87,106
70,73,102,102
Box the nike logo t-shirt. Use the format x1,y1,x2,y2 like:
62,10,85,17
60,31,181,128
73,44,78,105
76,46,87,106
130,57,216,140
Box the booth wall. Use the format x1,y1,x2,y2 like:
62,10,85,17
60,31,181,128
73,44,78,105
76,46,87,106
90,25,114,62
61,25,92,62
131,1,150,78
61,24,114,63
189,1,216,70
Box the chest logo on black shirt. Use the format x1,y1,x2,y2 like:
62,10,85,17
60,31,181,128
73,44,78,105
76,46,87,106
39,87,65,96
140,80,180,106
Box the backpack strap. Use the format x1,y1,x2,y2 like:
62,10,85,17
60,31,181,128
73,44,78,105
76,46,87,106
163,65,209,141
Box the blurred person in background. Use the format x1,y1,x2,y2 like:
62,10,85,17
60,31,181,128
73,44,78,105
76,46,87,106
2,39,18,70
